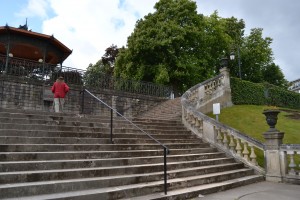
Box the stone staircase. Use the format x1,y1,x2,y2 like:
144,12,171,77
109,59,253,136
0,102,263,199
138,97,182,120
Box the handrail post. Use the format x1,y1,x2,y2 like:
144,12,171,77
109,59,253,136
81,89,85,114
164,147,168,195
110,109,113,144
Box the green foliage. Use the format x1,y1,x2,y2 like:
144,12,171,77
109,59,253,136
231,77,300,109
83,61,110,87
101,44,119,71
262,63,288,88
115,0,214,93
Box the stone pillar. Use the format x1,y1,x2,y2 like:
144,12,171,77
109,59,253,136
219,67,233,108
263,110,285,182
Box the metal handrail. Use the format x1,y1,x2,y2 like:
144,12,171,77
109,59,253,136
83,89,170,194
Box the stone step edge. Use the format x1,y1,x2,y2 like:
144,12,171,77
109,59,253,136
0,147,215,154
0,123,187,131
0,157,233,175
0,147,216,156
125,175,264,200
0,142,206,147
0,110,182,123
0,152,225,164
0,136,196,142
0,163,242,189
0,170,260,199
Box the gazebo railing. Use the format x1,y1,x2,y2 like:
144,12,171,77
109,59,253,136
0,54,173,98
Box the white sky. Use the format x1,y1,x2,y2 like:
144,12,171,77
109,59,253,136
1,0,299,81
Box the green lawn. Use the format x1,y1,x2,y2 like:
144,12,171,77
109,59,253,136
207,105,300,167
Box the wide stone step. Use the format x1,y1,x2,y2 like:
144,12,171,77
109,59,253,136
0,136,200,144
0,152,226,172
0,158,235,184
0,169,260,199
0,124,191,134
0,143,210,152
0,110,183,126
126,175,264,200
0,130,198,140
0,117,187,131
0,148,218,161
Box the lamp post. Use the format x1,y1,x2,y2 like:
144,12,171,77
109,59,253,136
230,47,242,79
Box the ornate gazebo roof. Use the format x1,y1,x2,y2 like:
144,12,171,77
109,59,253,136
0,25,72,64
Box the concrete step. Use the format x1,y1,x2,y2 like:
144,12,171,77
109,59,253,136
0,143,211,152
0,169,262,199
0,117,187,131
0,124,191,134
0,148,218,161
125,175,264,200
0,136,200,145
0,109,183,125
0,130,199,140
0,158,235,184
0,152,226,172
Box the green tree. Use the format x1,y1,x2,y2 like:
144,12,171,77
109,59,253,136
115,0,210,93
237,28,273,82
101,44,119,74
84,45,120,87
263,63,288,88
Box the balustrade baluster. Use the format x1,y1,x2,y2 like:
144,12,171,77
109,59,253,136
191,115,196,126
235,137,242,157
287,151,296,175
249,145,258,165
216,128,222,144
228,134,236,152
195,117,200,127
242,141,250,161
222,131,229,149
184,110,189,121
188,113,193,123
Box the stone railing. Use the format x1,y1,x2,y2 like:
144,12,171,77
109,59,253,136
181,67,265,174
280,144,300,184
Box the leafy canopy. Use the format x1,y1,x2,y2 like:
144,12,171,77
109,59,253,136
107,0,287,92
115,0,212,93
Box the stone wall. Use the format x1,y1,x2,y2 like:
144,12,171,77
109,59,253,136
0,75,166,117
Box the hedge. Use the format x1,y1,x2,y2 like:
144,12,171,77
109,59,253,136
230,77,300,109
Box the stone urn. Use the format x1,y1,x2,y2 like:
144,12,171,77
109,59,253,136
262,109,280,132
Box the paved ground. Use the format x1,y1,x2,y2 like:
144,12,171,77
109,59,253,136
193,181,300,200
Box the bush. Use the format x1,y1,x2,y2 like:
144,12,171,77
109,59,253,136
231,77,300,109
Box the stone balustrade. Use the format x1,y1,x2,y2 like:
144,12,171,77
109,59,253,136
280,144,300,183
182,108,265,174
181,67,300,184
181,67,265,175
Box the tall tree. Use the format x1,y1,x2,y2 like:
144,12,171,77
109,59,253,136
101,44,119,72
84,45,120,87
238,28,273,82
263,63,288,88
115,0,209,93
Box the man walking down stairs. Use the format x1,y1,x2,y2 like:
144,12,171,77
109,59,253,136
0,102,263,199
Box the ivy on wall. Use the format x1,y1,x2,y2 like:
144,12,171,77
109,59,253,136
230,78,300,109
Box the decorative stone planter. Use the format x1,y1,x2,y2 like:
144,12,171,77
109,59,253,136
262,109,280,132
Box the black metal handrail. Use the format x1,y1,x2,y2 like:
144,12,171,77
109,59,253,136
82,89,170,194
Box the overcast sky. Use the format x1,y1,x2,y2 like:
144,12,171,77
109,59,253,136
0,0,299,81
